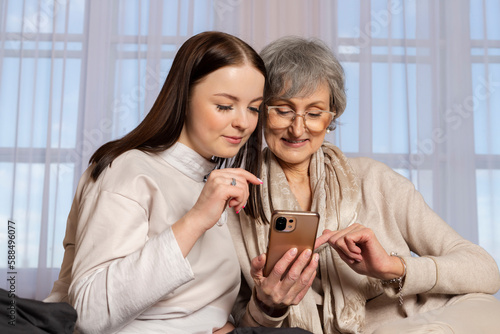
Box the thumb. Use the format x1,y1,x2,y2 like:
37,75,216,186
250,253,266,277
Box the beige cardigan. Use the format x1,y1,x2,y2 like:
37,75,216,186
228,156,500,333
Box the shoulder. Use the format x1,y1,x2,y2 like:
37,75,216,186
103,149,158,178
97,149,166,196
348,157,394,176
112,149,158,169
347,157,415,192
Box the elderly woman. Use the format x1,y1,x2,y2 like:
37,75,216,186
228,36,500,334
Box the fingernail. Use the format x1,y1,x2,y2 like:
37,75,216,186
236,209,240,214
290,248,298,256
257,178,263,184
313,254,319,262
305,249,312,258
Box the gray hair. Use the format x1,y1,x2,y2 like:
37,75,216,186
260,36,346,128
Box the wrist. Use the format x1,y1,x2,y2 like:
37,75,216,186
380,252,406,280
255,297,288,317
184,208,212,233
381,252,407,306
171,212,207,257
248,288,289,327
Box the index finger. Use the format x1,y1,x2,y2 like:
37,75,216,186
266,248,299,284
314,229,336,249
227,168,263,186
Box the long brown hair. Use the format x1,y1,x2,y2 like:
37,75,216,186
89,31,265,218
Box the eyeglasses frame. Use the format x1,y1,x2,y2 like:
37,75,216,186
266,106,335,131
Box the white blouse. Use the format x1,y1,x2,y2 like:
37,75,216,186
45,142,241,334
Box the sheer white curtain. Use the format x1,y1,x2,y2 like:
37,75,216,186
1,0,498,300
220,0,500,299
0,0,212,300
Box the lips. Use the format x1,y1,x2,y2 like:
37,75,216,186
224,136,243,144
282,138,308,144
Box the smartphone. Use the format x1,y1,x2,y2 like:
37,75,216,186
263,210,320,277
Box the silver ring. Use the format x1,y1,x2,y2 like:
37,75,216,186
231,178,236,186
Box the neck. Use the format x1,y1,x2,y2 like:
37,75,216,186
277,158,312,211
278,159,310,183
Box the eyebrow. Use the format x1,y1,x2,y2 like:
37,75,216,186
273,98,328,108
214,93,263,103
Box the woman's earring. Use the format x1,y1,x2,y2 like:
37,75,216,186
326,128,331,134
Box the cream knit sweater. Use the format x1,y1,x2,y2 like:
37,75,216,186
229,155,500,333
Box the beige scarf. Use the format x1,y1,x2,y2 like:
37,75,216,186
238,142,370,333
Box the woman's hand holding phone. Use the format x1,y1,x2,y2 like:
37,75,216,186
250,248,319,316
250,210,320,315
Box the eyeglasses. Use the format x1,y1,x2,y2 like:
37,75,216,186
267,106,335,132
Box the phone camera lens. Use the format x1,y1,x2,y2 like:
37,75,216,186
275,217,287,231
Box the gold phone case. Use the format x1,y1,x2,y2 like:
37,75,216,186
263,210,320,277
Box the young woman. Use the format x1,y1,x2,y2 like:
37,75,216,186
44,31,265,334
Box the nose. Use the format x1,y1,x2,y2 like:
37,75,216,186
289,114,306,137
232,107,251,130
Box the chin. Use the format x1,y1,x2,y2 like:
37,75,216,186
215,148,242,159
276,151,311,165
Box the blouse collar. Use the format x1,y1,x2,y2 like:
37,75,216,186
158,142,217,182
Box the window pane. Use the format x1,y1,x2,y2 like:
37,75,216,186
0,163,15,230
370,0,416,39
30,58,52,148
5,0,24,33
485,0,500,40
53,59,81,149
67,0,86,34
46,163,75,268
193,0,213,34
372,62,409,154
0,58,20,147
113,58,148,138
334,62,359,152
477,169,500,269
337,0,360,38
470,0,484,39
119,0,150,36
162,0,180,36
472,63,500,155
11,163,45,268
